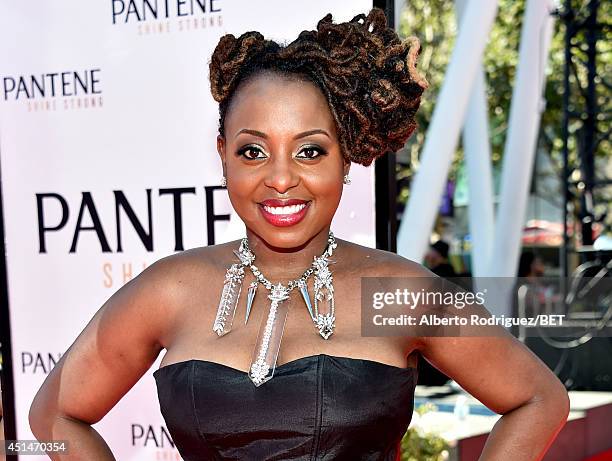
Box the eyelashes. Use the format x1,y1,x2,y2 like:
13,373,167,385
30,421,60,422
236,144,328,161
299,146,328,159
236,145,267,160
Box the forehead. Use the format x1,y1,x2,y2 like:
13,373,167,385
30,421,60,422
224,73,336,137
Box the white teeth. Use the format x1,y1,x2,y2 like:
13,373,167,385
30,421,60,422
263,203,307,215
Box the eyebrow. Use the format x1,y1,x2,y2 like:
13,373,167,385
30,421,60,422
235,128,331,140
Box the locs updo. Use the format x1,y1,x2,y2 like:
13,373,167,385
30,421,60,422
209,8,428,167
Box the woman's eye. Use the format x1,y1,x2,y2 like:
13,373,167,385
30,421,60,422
296,146,326,159
237,146,267,160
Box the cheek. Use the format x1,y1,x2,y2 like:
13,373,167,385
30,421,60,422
229,169,258,190
304,171,343,204
223,160,258,216
225,157,257,191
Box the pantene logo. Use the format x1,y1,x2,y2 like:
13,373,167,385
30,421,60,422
21,352,63,375
36,186,229,254
36,186,230,289
111,0,223,35
2,68,103,112
131,424,175,448
131,424,183,460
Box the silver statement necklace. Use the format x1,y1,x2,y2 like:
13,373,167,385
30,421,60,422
212,231,337,386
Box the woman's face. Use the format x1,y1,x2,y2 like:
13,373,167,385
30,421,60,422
217,72,349,249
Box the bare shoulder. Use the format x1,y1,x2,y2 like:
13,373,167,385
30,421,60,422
336,238,433,278
146,240,240,285
126,241,240,344
29,241,243,428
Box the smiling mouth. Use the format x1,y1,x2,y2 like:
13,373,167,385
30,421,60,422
258,199,311,227
262,203,307,215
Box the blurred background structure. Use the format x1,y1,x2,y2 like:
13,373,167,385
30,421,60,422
379,0,611,459
394,0,610,276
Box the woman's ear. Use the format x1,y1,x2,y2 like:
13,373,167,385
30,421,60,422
217,135,226,176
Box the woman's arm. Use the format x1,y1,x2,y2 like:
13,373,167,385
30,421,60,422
418,270,569,461
416,320,569,460
28,255,185,460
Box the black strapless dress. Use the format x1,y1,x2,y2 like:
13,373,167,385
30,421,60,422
154,353,418,461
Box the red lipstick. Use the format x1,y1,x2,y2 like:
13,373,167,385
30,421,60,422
259,199,310,227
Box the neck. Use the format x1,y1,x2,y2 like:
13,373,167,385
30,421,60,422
244,227,332,282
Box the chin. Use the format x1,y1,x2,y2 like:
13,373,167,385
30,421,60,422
248,222,324,249
259,227,311,248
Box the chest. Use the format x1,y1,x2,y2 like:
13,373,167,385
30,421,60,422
161,270,415,371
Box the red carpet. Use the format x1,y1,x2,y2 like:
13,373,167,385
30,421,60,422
584,450,612,461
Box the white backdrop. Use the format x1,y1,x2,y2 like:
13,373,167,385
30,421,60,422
0,1,374,459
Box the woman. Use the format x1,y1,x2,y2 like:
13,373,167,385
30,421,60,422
29,8,569,460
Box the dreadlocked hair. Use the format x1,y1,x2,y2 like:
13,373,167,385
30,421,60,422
209,7,428,166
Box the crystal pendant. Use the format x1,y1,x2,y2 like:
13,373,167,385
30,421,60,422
313,256,335,339
298,279,315,321
244,281,258,325
248,283,290,386
314,291,335,339
212,264,244,336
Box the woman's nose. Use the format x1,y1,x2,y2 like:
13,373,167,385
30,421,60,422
263,156,299,194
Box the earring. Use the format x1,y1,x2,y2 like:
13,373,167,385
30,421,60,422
221,176,227,187
343,174,351,185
